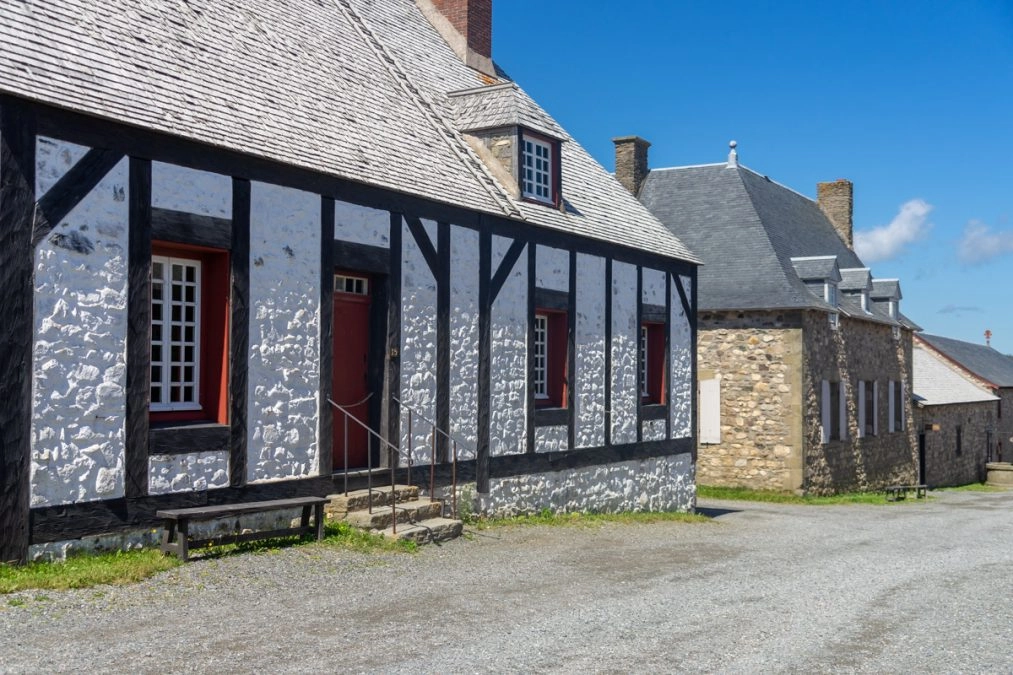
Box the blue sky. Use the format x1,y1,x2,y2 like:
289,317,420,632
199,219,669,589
493,1,1013,353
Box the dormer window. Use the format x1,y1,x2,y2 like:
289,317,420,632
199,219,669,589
861,291,870,313
887,300,898,319
825,282,837,308
520,131,560,206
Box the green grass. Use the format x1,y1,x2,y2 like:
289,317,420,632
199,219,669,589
0,519,415,596
465,507,710,530
697,484,890,505
0,549,180,595
935,482,1005,493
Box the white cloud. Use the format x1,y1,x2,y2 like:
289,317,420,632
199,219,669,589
957,220,1013,264
854,199,932,263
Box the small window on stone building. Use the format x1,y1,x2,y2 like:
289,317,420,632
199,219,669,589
822,380,846,443
858,380,877,437
890,380,904,432
956,424,963,456
534,309,567,407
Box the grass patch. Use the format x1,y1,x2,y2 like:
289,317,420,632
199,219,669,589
0,549,180,595
0,519,415,596
465,508,710,530
936,482,1005,493
697,484,889,505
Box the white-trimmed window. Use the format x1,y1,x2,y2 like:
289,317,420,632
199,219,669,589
534,313,548,399
821,379,847,443
889,379,905,432
825,282,838,307
335,274,368,295
151,256,201,411
522,135,554,204
639,326,649,396
857,380,877,438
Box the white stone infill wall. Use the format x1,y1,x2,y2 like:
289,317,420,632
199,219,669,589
449,225,479,457
642,268,666,307
334,200,390,248
671,275,693,438
247,182,321,483
611,262,638,445
536,244,569,292
575,254,605,448
149,451,230,495
490,235,527,456
400,219,438,463
31,137,128,507
642,419,667,441
535,424,568,454
472,452,695,515
152,161,231,217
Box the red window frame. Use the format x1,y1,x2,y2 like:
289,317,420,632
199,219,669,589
640,321,666,404
150,241,230,424
519,128,562,208
535,308,568,408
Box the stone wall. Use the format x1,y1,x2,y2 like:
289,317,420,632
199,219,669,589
914,402,994,487
803,312,917,494
696,311,804,491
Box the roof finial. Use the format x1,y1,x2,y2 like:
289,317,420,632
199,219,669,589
727,140,739,168
985,329,992,347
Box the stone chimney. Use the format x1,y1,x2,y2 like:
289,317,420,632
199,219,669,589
817,179,854,249
613,136,651,197
419,0,495,76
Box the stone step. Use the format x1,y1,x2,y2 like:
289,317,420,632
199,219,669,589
324,485,419,519
343,498,443,530
379,517,464,544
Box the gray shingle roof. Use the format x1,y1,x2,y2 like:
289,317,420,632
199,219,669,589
839,268,872,292
449,83,564,139
914,343,999,406
871,279,902,301
791,256,841,282
0,0,698,264
917,333,1013,388
639,162,885,312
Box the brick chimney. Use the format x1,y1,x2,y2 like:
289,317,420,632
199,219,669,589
817,179,854,249
613,136,651,197
419,0,495,76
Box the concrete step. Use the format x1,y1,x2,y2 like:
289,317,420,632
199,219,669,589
324,485,419,519
344,498,443,530
379,517,464,544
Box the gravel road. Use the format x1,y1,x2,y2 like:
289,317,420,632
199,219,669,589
2,489,1011,673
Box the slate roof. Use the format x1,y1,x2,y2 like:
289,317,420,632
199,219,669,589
839,268,872,292
871,279,902,301
640,163,864,311
913,343,998,406
917,334,1013,388
791,256,841,282
0,0,697,264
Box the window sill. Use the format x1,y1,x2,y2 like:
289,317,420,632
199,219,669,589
149,422,230,456
534,407,568,427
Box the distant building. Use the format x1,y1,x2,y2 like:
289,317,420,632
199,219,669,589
618,139,919,494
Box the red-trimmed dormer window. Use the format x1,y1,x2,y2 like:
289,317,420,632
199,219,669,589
521,130,560,207
640,322,666,404
534,310,567,407
150,243,229,424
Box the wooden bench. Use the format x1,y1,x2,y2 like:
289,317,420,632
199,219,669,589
885,484,928,501
157,496,330,561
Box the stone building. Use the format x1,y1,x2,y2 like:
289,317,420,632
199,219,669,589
912,340,998,487
617,140,919,494
914,333,1013,473
0,0,700,564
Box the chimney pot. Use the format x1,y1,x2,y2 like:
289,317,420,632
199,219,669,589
613,136,651,197
817,179,854,250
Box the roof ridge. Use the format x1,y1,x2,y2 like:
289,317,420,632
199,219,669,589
332,0,522,219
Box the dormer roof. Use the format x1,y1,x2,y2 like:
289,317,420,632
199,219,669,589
871,279,902,301
449,83,564,139
839,268,872,293
791,256,842,283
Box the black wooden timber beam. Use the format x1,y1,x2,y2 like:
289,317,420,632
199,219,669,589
383,214,403,460
665,272,673,439
125,157,152,499
476,228,492,493
332,240,390,275
0,99,36,564
405,215,438,276
525,243,536,454
319,197,335,477
566,251,577,451
230,178,251,487
33,147,124,247
436,222,450,462
150,424,230,456
636,266,644,444
674,274,692,321
489,238,526,303
604,258,613,448
151,207,231,249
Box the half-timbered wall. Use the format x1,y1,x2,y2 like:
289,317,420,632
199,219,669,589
8,101,698,558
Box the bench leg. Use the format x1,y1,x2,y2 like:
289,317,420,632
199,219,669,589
178,519,190,562
161,519,177,556
315,502,325,541
300,505,312,529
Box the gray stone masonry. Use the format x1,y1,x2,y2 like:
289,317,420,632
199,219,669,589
817,179,854,249
915,402,994,487
803,311,918,494
613,136,651,197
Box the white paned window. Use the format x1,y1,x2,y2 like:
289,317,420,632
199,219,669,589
699,378,721,444
335,274,369,296
151,256,201,411
522,136,553,203
534,314,548,399
640,326,649,396
825,282,837,307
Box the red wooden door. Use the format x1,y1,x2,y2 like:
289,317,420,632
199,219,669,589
332,275,372,469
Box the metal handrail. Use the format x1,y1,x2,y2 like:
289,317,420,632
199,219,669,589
392,396,476,519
